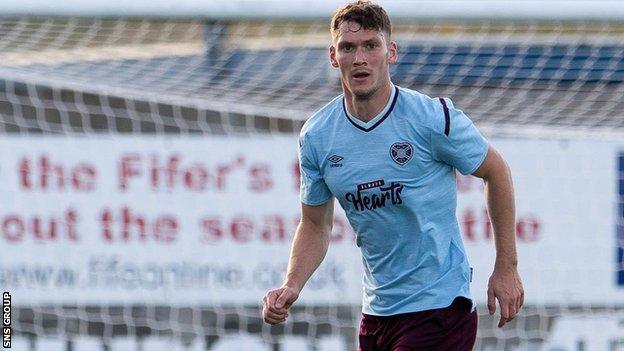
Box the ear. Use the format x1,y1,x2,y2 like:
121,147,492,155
329,45,339,68
387,41,398,64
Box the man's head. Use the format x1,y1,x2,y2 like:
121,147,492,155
329,1,397,100
330,1,391,43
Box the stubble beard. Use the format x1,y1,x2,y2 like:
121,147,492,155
352,83,380,101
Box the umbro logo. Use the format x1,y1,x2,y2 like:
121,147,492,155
327,155,343,163
327,155,344,168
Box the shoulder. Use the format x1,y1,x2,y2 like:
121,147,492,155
396,85,453,136
299,94,343,143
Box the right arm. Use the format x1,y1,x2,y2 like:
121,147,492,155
262,200,334,325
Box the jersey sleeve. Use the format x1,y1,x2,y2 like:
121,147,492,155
298,134,332,205
430,98,489,175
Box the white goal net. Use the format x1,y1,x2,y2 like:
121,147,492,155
1,15,623,351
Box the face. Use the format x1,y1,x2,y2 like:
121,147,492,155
330,21,397,100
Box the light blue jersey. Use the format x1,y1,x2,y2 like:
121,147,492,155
299,85,489,316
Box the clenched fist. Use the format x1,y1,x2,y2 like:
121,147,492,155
262,286,299,325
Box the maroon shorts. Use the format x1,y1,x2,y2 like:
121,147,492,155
358,297,478,351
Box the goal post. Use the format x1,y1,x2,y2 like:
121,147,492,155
3,0,624,20
1,4,624,351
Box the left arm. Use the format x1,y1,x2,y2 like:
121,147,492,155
472,146,524,328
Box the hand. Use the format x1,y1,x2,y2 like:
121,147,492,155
487,267,524,328
262,286,299,325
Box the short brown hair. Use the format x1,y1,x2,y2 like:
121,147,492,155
330,1,392,41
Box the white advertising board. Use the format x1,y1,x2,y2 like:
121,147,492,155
0,136,621,306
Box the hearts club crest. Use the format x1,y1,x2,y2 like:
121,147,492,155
390,142,413,165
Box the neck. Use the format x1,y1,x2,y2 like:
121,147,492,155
344,81,393,122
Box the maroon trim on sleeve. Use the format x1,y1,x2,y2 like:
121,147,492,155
438,97,450,136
